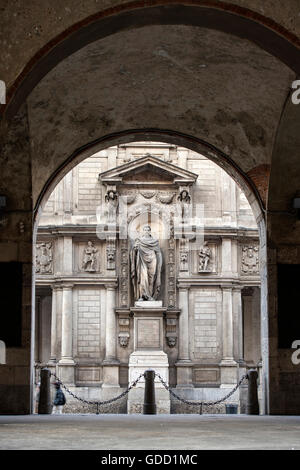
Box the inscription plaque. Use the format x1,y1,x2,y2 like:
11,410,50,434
137,319,160,349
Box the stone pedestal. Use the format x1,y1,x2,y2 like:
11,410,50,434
127,301,170,414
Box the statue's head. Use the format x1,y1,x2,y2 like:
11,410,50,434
143,225,151,233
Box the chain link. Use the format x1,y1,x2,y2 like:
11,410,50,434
50,371,145,407
155,372,248,407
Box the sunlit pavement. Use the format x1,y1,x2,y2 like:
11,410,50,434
0,414,300,450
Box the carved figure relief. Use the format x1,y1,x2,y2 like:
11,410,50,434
105,189,118,223
120,239,129,307
36,243,53,274
82,241,98,272
177,188,191,222
241,245,259,274
198,242,211,272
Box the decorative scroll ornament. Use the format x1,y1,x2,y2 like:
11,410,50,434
241,245,259,274
36,243,53,274
82,241,98,272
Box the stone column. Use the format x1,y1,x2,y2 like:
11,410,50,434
232,287,244,363
220,287,236,386
102,283,120,389
49,286,57,363
176,285,193,387
233,286,247,412
58,284,75,384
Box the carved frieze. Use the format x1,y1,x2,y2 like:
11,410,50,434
36,242,53,274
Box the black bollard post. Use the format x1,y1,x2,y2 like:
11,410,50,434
38,368,52,414
143,369,157,415
246,369,259,415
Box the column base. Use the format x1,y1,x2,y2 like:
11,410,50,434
219,359,237,386
57,361,75,385
175,361,194,388
102,363,120,388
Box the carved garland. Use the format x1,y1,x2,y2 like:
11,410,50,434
119,238,130,307
167,222,176,308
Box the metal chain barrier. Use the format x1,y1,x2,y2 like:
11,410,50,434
155,371,248,413
49,371,145,414
37,366,248,414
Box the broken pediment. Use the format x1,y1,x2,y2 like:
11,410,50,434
98,155,198,188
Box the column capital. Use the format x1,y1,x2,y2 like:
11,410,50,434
61,283,74,290
51,283,62,292
177,283,191,291
105,282,118,290
232,286,243,292
222,286,233,292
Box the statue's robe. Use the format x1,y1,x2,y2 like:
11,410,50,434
130,235,162,301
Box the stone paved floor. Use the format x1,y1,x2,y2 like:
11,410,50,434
0,414,300,450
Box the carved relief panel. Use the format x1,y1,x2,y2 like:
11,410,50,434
190,241,218,275
35,242,53,274
75,240,101,273
241,244,259,275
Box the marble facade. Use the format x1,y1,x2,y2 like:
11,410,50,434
35,142,261,413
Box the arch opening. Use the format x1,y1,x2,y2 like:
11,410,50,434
33,134,268,414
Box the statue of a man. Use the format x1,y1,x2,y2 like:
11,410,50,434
82,241,98,272
198,242,211,271
130,225,162,301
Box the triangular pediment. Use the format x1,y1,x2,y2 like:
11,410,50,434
98,155,198,186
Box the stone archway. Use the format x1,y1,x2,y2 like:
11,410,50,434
2,1,299,416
